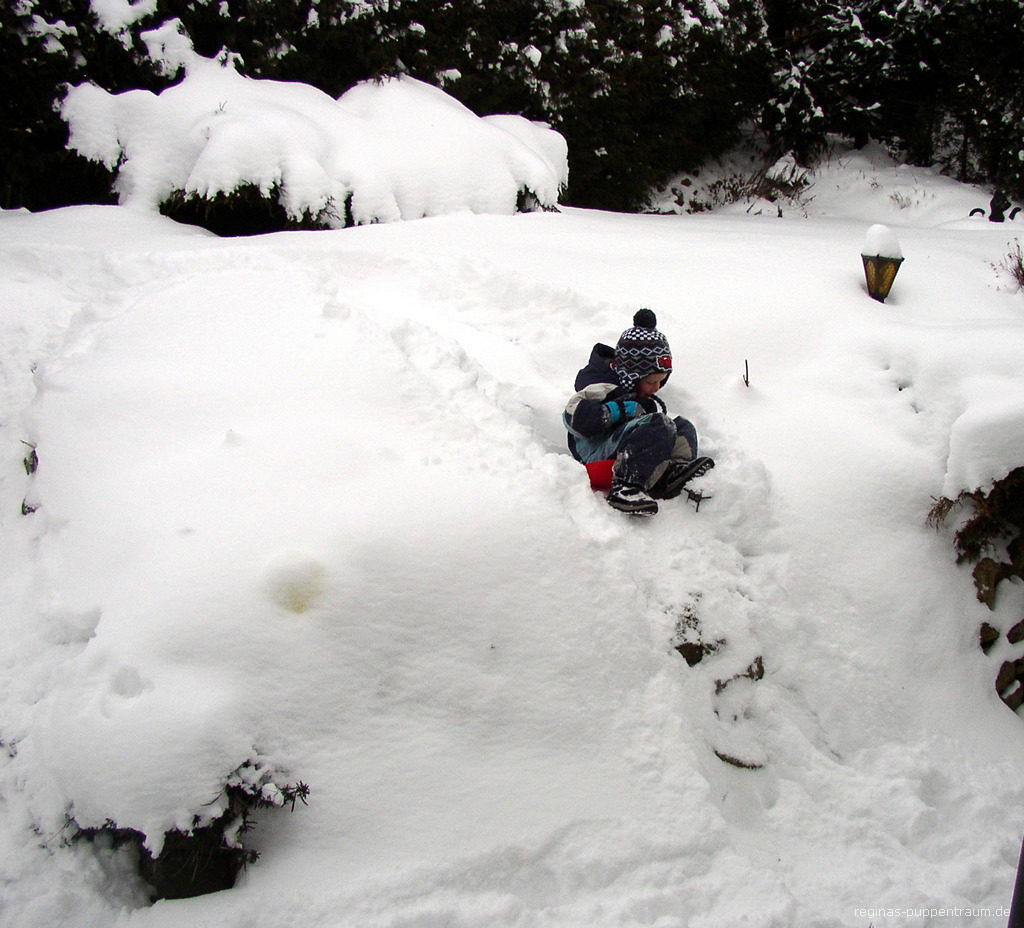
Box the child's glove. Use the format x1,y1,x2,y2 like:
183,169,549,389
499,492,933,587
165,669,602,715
605,400,640,425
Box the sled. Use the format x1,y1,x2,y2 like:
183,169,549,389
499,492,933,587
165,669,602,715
585,458,616,491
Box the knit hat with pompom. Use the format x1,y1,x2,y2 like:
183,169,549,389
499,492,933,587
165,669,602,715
613,308,672,390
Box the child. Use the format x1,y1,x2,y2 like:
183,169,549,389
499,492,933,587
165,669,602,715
563,309,714,515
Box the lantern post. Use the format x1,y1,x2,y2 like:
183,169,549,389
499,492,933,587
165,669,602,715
861,224,904,303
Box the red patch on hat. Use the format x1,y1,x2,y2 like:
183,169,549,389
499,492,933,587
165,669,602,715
657,355,672,371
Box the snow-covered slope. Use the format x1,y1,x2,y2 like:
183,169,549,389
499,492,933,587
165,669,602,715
2,154,1024,927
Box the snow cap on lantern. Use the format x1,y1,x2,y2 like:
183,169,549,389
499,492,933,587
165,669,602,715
861,223,904,302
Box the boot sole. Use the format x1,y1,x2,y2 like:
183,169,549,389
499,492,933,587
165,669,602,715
608,500,659,516
657,457,715,499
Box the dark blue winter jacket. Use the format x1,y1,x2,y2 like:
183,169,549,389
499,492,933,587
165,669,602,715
563,343,667,461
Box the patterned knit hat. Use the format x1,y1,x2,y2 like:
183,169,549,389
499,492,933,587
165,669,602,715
614,308,672,389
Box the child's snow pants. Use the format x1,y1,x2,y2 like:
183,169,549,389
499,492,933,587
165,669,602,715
572,413,698,488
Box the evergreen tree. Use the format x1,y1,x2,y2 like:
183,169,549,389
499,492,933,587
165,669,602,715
546,0,772,209
930,0,1024,199
2,1,126,209
7,0,1023,216
767,0,1024,201
870,0,1024,198
274,0,396,95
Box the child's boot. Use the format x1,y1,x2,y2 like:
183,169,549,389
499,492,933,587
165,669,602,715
650,456,715,500
607,479,659,516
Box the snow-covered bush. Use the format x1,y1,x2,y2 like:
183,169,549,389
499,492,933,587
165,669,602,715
652,152,812,216
930,468,1024,711
929,469,1024,611
60,25,568,234
73,758,309,901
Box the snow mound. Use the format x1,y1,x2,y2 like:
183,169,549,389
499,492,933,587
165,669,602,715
5,156,1024,927
944,392,1024,496
649,142,995,226
61,27,567,227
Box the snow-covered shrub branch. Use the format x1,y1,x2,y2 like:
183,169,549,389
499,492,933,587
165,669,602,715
72,757,309,901
654,154,812,215
929,468,1024,611
930,468,1024,712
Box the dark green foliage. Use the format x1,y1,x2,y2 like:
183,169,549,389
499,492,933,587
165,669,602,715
161,185,342,236
378,0,547,115
159,0,316,74
929,467,1024,609
924,0,1024,199
760,0,882,162
0,0,161,210
880,0,1024,198
762,0,1024,201
599,0,766,206
7,0,1024,218
272,1,398,96
535,0,773,210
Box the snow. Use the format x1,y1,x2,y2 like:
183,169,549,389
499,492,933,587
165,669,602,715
3,141,1024,927
90,0,159,35
863,223,903,259
60,39,567,226
944,391,1024,499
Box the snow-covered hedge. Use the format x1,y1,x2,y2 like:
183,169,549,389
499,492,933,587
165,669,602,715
60,21,568,230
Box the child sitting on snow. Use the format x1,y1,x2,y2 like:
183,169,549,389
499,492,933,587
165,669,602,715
563,309,714,515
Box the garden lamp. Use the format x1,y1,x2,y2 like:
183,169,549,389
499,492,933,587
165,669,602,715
861,224,904,302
